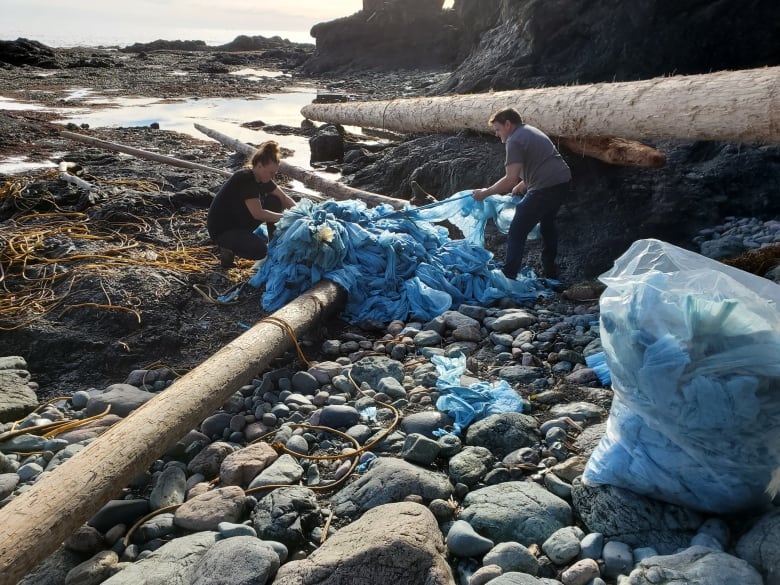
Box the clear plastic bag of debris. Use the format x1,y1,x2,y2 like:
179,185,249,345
582,238,780,514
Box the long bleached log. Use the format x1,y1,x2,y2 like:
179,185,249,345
301,67,780,145
194,123,406,209
0,280,346,585
60,130,233,177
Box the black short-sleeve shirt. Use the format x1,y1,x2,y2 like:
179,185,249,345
207,168,277,238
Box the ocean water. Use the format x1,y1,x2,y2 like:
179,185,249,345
0,85,328,176
55,86,323,169
0,27,358,178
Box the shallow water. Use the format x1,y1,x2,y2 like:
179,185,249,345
0,85,336,177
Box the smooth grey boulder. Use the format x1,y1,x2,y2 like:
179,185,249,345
445,519,494,557
0,433,46,454
0,357,37,423
464,412,540,459
349,355,404,388
318,404,360,429
64,550,119,585
87,499,150,533
480,573,548,584
251,486,320,551
447,445,494,487
219,442,278,488
402,433,442,465
400,410,454,438
0,472,19,499
134,513,175,542
187,442,238,479
85,383,153,417
16,546,84,585
572,478,703,554
174,486,246,532
190,536,280,585
149,464,187,510
735,508,780,584
101,532,218,584
483,541,540,575
247,453,303,490
622,545,763,585
459,481,572,546
273,502,454,585
330,457,453,517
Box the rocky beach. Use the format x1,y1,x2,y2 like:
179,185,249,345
2,1,780,584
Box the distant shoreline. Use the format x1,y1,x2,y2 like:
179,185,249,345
1,28,316,50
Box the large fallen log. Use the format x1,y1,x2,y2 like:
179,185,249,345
0,280,346,585
301,66,780,145
194,124,406,209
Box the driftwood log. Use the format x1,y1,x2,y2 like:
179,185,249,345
301,66,780,160
0,281,346,585
60,130,233,177
194,124,407,209
554,135,667,168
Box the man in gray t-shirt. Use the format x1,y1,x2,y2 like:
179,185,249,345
473,107,571,280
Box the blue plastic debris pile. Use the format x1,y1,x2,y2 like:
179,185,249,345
248,192,553,323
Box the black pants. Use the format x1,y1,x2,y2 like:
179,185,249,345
502,182,570,278
213,195,282,260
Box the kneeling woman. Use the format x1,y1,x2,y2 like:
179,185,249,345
207,141,296,267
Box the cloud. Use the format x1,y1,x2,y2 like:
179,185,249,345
3,0,365,37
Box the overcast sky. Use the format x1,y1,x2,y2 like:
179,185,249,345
2,0,370,45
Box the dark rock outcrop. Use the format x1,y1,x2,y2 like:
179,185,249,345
120,39,210,53
348,130,780,280
302,0,779,89
273,502,454,585
120,34,312,54
0,38,58,68
321,0,780,281
309,125,346,163
302,0,461,73
444,0,780,93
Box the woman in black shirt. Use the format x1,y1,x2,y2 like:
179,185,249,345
207,141,296,267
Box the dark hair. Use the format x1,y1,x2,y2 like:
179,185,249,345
489,107,523,126
249,141,281,167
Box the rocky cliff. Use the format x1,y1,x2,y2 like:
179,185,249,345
302,0,461,73
443,0,780,93
305,0,780,280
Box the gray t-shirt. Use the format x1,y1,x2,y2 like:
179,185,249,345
505,124,571,191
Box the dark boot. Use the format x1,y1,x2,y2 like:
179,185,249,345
219,247,236,268
542,258,558,279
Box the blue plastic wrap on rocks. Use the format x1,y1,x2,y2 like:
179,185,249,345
582,238,780,514
431,353,525,436
248,192,553,323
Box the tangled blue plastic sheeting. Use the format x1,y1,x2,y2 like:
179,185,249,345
582,239,780,514
248,191,553,323
431,353,525,436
